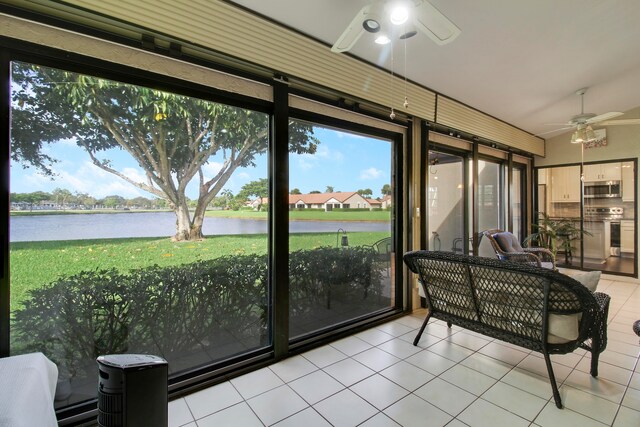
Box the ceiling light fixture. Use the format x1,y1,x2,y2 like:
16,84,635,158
363,18,381,33
362,2,385,34
375,34,391,44
390,4,409,25
399,27,418,39
571,124,596,144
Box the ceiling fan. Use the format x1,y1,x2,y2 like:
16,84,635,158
537,88,640,142
331,0,461,53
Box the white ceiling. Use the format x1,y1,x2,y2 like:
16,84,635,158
229,0,640,140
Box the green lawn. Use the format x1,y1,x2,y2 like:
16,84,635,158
9,231,389,314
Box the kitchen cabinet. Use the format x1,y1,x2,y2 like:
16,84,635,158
621,220,634,253
538,169,547,185
551,166,581,202
584,162,621,182
622,161,635,202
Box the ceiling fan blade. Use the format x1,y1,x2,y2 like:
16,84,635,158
534,126,574,137
585,111,623,124
598,118,640,126
412,0,461,45
331,5,369,53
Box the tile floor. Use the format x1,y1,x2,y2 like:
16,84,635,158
169,275,640,426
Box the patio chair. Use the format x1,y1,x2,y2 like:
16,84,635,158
370,237,392,276
483,228,556,270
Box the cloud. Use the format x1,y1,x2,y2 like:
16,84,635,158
21,160,147,199
360,167,384,180
315,145,344,162
202,161,224,177
297,158,314,170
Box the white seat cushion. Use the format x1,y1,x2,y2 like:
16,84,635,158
0,352,58,427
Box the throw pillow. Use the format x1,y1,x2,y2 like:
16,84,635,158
493,232,524,252
573,271,601,292
494,233,514,252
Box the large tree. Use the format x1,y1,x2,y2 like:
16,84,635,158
11,63,318,240
11,191,51,211
236,178,268,211
357,188,373,198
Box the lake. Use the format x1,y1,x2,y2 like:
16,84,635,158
10,212,390,242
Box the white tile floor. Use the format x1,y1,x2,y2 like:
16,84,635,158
169,276,640,427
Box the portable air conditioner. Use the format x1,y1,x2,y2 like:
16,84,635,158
97,354,168,427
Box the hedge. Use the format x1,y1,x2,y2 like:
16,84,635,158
13,246,384,381
332,208,373,212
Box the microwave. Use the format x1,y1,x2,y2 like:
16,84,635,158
583,180,621,198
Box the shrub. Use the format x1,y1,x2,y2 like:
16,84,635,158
331,208,371,212
13,247,384,383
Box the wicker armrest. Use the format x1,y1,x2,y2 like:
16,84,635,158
524,247,555,262
502,251,542,266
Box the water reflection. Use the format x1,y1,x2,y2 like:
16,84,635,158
10,212,389,242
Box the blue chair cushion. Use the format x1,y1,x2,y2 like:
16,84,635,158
493,232,524,253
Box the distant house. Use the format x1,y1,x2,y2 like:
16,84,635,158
381,194,392,209
248,197,269,210
252,192,377,211
289,191,372,210
366,198,382,209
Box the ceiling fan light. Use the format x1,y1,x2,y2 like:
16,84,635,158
363,18,381,33
399,26,418,39
571,131,579,144
375,34,391,44
390,5,409,25
585,125,596,141
572,126,588,144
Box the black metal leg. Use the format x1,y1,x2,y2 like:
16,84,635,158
542,351,563,409
590,352,599,378
590,329,601,377
413,313,432,346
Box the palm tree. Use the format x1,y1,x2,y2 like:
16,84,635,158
524,212,591,262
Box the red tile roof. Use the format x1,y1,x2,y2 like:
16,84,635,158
289,191,359,204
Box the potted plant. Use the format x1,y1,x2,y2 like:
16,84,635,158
523,212,591,264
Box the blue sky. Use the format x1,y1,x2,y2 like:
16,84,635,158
10,125,392,200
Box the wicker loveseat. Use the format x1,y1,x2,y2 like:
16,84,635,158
404,250,610,409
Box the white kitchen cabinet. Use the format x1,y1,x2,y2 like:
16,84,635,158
551,166,581,202
621,220,634,253
538,169,547,185
584,162,621,182
622,161,635,202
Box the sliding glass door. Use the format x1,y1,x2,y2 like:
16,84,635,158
536,161,636,276
9,61,272,406
427,151,465,254
288,119,397,339
477,159,505,257
511,164,526,241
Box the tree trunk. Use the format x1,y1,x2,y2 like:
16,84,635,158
173,204,193,242
190,217,204,240
173,201,205,241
